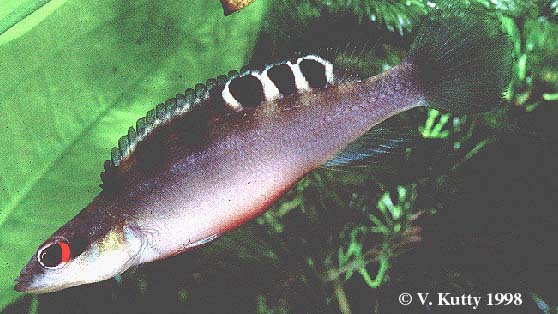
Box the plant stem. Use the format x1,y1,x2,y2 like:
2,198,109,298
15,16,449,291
333,277,352,314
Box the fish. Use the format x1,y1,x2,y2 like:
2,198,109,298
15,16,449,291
14,10,512,293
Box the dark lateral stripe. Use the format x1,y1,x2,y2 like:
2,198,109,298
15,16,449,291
228,75,265,107
299,58,328,88
266,64,297,96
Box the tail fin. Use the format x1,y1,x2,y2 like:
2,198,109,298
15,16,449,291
405,9,512,114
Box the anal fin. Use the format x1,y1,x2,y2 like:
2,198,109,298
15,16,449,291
324,116,420,168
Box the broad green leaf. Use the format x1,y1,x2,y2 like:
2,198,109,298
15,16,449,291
0,0,51,33
0,0,266,310
0,0,65,46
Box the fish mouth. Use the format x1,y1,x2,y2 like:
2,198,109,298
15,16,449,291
14,275,40,293
14,275,32,292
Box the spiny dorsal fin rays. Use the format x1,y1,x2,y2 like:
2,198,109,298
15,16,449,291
100,73,232,188
109,82,210,168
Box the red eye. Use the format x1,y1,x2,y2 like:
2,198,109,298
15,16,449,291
37,239,71,268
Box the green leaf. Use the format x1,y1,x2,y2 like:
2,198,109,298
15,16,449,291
0,0,50,34
419,109,451,139
0,0,69,46
0,0,266,310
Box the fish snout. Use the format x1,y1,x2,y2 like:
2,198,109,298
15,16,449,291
14,274,33,292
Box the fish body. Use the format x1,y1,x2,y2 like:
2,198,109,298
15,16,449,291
115,61,422,264
15,10,512,293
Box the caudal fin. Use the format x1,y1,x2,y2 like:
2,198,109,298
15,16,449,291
405,9,513,114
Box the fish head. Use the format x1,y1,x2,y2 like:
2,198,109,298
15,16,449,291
15,222,143,294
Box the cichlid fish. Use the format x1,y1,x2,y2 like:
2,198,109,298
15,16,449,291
15,11,511,293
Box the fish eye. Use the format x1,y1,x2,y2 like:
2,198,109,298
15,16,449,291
37,239,71,269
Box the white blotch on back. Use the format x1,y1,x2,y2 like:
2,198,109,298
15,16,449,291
252,70,281,101
221,54,335,111
222,80,243,111
287,61,310,91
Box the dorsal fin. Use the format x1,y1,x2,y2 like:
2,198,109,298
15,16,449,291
99,52,372,191
99,72,234,191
